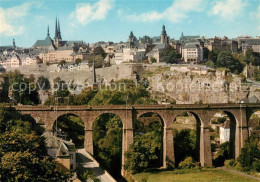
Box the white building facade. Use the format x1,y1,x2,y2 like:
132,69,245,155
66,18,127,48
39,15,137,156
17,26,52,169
182,42,203,63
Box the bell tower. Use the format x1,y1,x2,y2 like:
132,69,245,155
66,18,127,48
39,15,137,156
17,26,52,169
160,25,168,44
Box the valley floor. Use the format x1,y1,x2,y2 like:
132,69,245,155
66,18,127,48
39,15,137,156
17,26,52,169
133,168,259,182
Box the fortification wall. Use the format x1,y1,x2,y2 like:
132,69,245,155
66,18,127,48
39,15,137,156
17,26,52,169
5,63,144,88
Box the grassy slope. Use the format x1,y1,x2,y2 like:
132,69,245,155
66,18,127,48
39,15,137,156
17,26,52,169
133,169,257,182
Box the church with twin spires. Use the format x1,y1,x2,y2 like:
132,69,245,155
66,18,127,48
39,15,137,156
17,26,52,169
33,18,87,63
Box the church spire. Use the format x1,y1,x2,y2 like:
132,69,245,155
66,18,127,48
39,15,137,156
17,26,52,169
13,38,16,48
57,19,62,40
54,17,58,39
161,25,166,35
47,25,50,36
161,25,167,44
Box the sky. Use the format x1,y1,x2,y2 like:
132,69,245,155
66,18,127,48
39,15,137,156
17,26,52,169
0,0,259,47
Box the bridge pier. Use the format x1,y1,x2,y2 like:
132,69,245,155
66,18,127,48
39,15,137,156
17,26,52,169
121,128,134,176
200,126,212,167
235,126,248,159
163,127,175,168
85,129,94,155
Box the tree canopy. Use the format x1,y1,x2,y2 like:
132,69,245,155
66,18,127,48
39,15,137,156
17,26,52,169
160,46,178,64
5,72,39,105
216,51,243,73
0,106,71,181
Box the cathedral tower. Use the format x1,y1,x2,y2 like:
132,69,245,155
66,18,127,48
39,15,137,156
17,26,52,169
160,25,168,44
54,17,62,47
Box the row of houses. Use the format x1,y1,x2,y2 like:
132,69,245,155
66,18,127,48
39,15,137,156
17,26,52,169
1,22,260,70
0,52,38,69
97,26,260,65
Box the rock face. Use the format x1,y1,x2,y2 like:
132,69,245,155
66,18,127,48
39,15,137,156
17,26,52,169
148,69,260,104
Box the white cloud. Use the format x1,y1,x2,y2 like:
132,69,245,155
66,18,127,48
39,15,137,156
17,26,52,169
211,0,247,20
0,2,36,36
123,0,204,23
70,0,115,26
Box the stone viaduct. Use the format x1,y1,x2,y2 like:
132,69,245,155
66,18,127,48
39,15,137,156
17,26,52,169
6,103,260,173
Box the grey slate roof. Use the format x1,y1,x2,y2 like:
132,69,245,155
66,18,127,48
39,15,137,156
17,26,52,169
241,39,260,45
154,43,166,50
33,35,54,47
183,42,200,49
180,35,200,41
56,46,74,51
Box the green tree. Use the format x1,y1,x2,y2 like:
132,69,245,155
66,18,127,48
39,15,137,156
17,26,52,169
216,51,243,73
124,130,162,173
179,157,198,169
73,87,97,105
174,129,197,166
245,49,255,65
254,67,260,81
206,60,215,68
89,80,156,105
93,114,122,179
54,115,85,148
150,57,157,63
213,141,230,167
87,55,104,68
92,46,106,58
233,53,246,66
37,76,50,91
75,58,83,65
208,49,219,64
28,74,35,83
57,60,66,67
9,73,39,105
0,110,70,181
160,46,178,64
238,136,260,172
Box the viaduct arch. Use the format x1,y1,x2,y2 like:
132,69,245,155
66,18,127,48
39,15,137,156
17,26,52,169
7,103,260,174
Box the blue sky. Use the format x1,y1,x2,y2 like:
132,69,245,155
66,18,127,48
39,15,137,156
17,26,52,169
0,0,259,47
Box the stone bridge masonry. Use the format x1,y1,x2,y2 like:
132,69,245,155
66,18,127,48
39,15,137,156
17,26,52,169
7,103,260,174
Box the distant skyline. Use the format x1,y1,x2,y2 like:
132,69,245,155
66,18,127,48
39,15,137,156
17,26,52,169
0,0,259,47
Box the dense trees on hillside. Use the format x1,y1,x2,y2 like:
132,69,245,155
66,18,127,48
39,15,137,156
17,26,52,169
0,106,70,181
93,114,123,179
45,79,156,106
238,136,260,172
207,49,243,73
125,121,163,173
206,48,260,74
216,51,243,74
